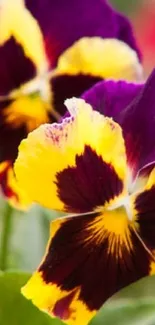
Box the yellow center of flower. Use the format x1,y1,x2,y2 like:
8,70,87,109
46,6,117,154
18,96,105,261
2,75,61,132
103,206,130,235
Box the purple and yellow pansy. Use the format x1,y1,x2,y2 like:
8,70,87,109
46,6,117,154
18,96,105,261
14,69,155,325
0,0,142,207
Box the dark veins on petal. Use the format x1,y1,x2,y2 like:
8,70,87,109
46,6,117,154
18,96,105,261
55,145,123,213
0,37,36,96
39,212,151,311
51,74,102,117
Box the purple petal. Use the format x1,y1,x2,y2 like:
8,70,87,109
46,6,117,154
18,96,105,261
119,69,155,177
25,0,141,67
116,13,141,60
82,79,142,121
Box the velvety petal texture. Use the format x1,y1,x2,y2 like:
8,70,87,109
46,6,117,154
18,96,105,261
0,0,142,207
0,38,36,96
82,79,143,120
25,0,141,67
55,38,142,82
0,0,48,73
82,69,155,180
14,98,127,211
119,69,155,178
15,97,155,325
22,210,151,325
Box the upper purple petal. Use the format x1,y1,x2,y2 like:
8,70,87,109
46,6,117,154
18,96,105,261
116,13,141,60
25,0,141,66
119,69,155,177
82,79,142,121
82,71,155,178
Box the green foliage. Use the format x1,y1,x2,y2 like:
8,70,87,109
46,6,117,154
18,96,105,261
1,272,155,325
110,0,141,14
0,272,62,325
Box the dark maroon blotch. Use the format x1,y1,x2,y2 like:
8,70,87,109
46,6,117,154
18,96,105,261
39,211,150,311
51,74,102,117
55,145,123,213
53,290,76,320
135,186,155,249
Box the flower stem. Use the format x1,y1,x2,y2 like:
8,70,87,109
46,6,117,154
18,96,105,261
0,203,13,270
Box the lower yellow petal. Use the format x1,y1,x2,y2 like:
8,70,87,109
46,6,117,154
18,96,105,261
22,271,95,325
21,208,152,325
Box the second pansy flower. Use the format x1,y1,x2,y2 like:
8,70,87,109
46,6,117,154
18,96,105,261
0,0,142,207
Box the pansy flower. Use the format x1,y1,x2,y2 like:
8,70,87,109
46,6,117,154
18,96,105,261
15,69,155,325
0,0,142,207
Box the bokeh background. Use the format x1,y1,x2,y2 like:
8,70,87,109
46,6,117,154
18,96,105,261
111,0,155,74
1,1,155,325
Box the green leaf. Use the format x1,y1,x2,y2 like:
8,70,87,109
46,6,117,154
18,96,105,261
0,271,63,325
91,275,155,325
110,0,141,14
1,272,155,325
92,300,155,325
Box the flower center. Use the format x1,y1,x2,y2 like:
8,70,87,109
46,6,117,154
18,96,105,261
107,195,133,221
102,206,130,236
3,74,60,132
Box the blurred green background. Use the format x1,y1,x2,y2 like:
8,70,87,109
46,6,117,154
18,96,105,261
1,1,155,325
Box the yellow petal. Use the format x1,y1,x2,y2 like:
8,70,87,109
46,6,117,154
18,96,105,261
14,98,127,211
0,0,48,73
55,37,143,82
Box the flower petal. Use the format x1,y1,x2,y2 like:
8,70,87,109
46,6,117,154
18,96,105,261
0,100,26,162
25,0,141,66
52,74,102,117
0,161,17,200
55,38,143,82
0,102,31,207
133,167,155,251
0,161,30,208
0,38,36,96
0,0,48,73
14,98,127,212
22,210,152,325
83,69,155,178
82,79,143,121
119,68,155,177
116,12,141,60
